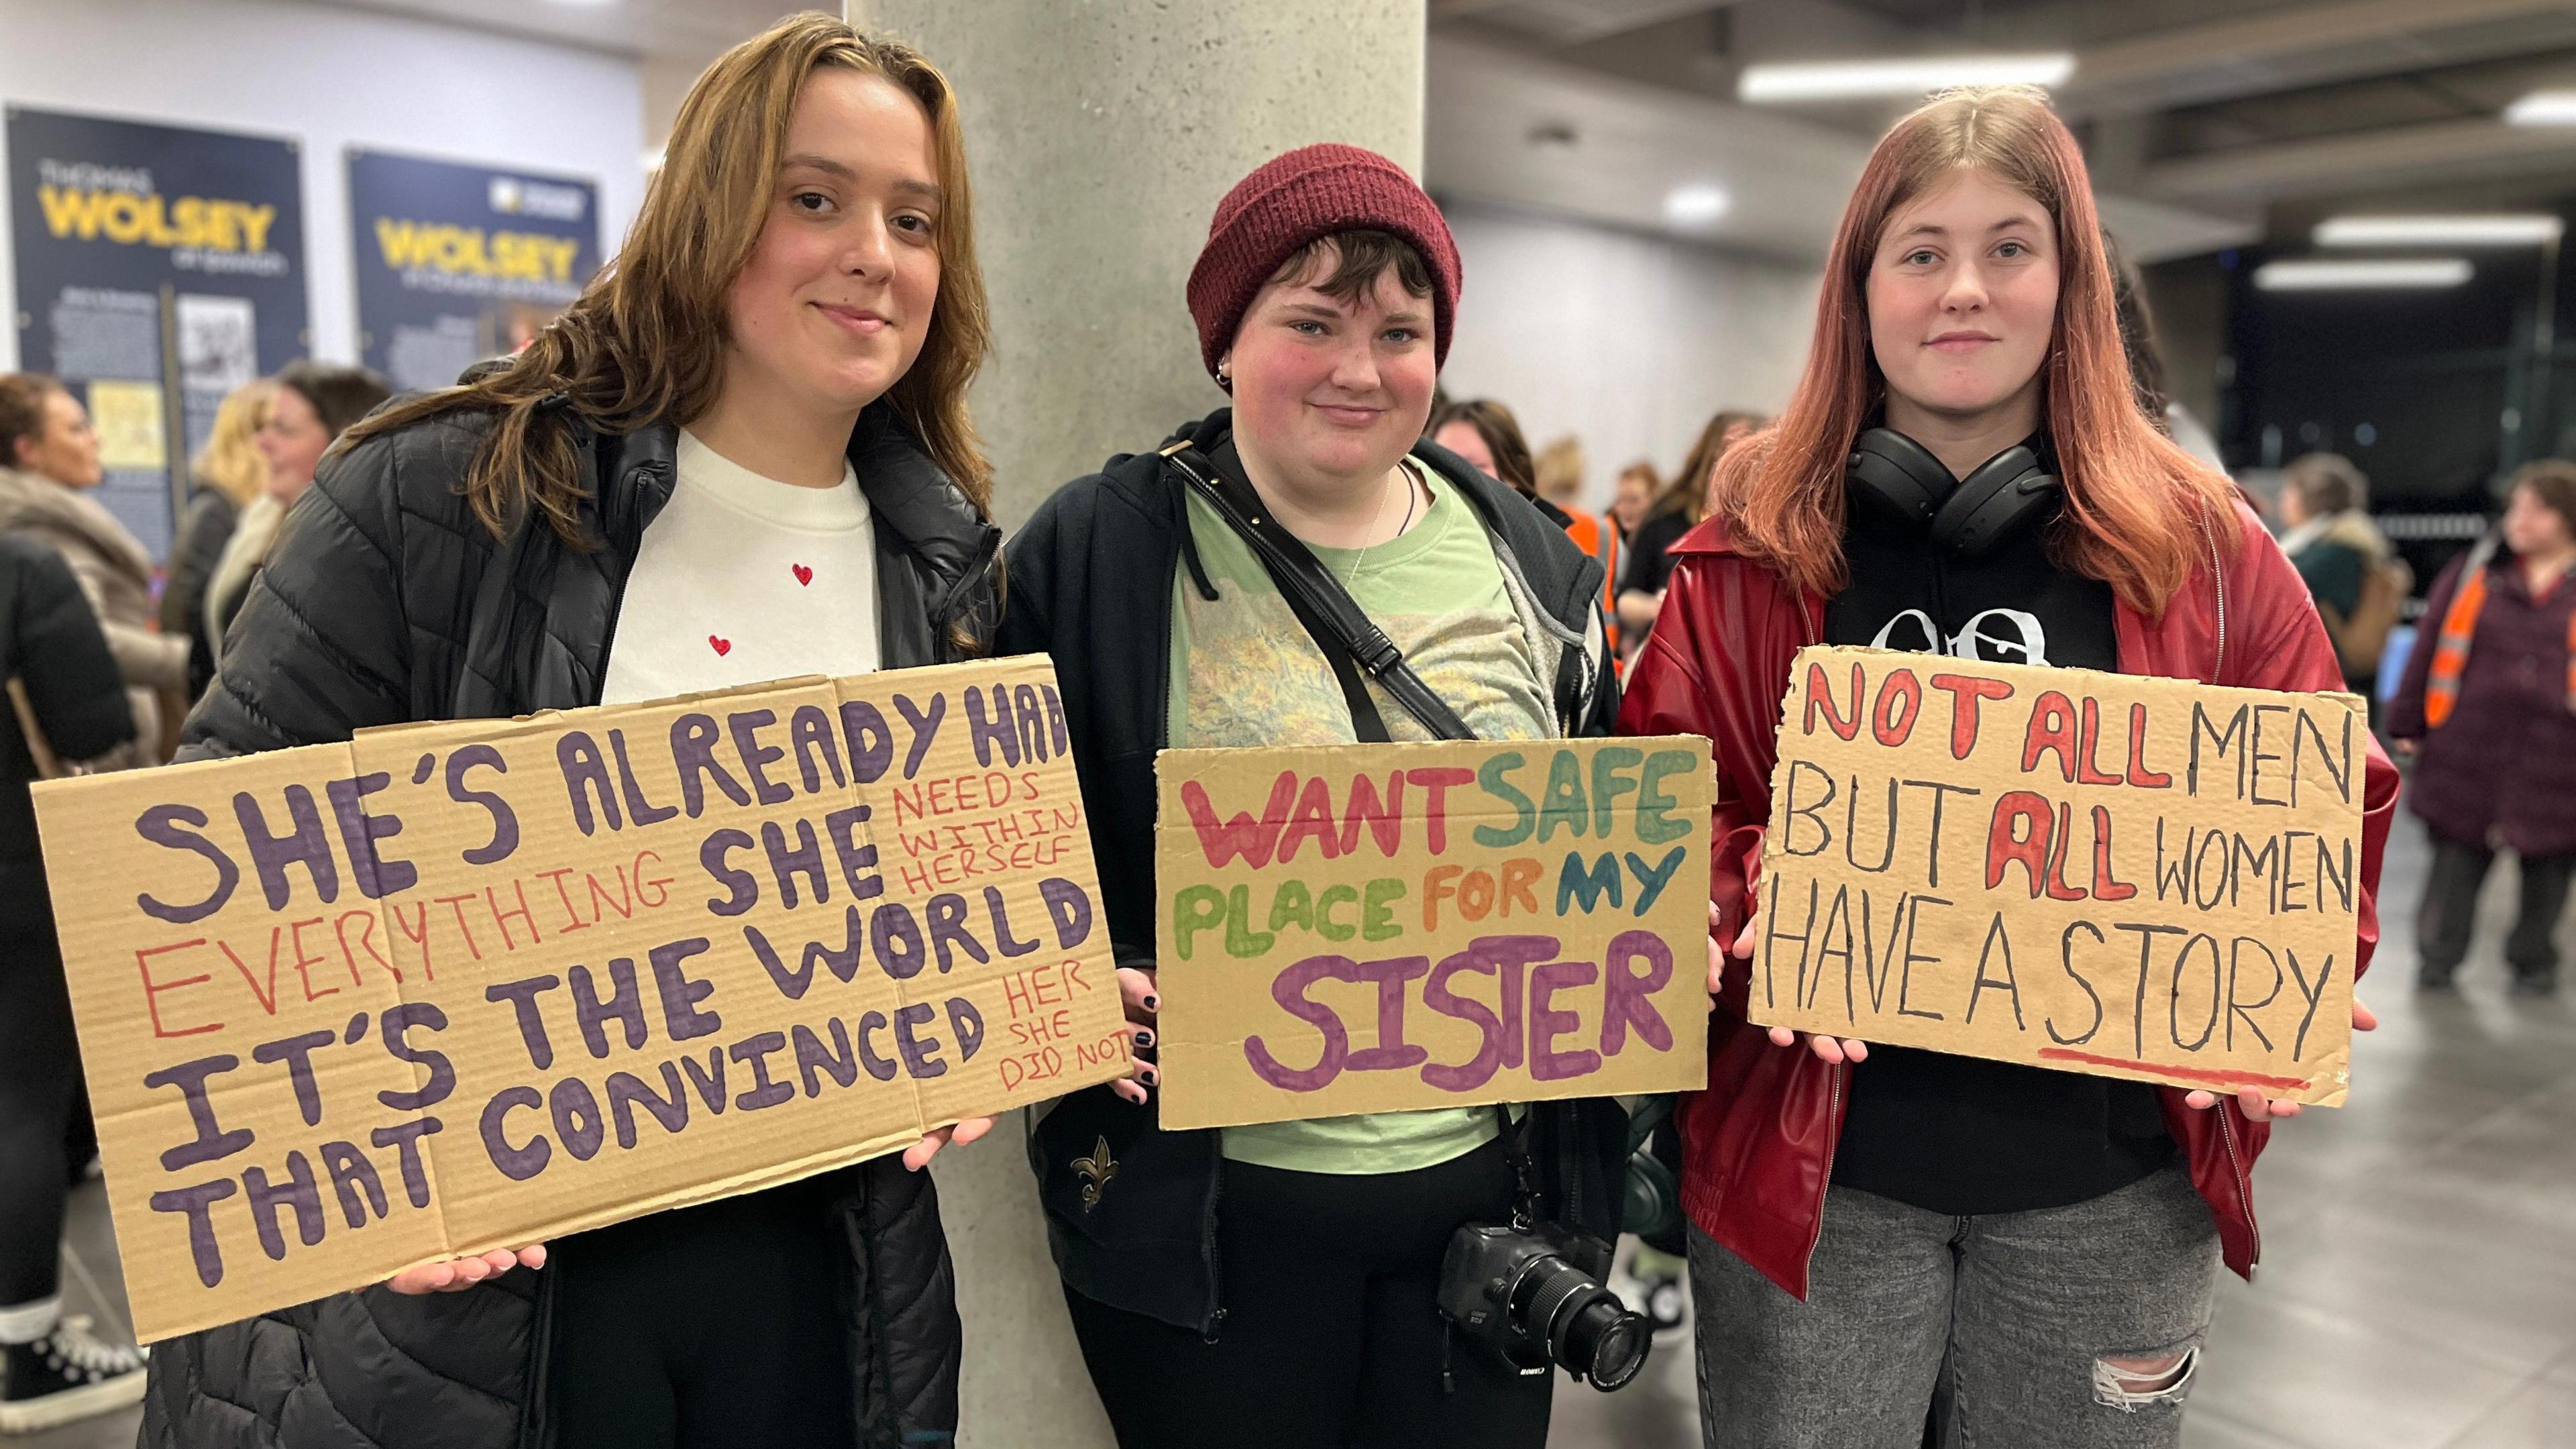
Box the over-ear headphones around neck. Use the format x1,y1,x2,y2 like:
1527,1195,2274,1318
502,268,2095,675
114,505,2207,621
1845,427,2061,558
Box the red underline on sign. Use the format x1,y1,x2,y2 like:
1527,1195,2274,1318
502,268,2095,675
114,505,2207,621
2035,1049,2314,1093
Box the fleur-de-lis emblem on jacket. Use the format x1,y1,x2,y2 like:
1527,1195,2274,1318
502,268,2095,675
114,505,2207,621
1073,1135,1119,1211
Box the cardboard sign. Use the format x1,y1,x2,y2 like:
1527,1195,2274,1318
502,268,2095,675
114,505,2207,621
1154,738,1713,1130
1752,646,2365,1105
34,657,1130,1342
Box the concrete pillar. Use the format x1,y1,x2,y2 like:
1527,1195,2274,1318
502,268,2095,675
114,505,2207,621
853,3,1424,1444
853,0,1426,525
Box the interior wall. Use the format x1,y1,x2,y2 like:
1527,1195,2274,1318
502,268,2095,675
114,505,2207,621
0,0,647,372
1436,200,1821,511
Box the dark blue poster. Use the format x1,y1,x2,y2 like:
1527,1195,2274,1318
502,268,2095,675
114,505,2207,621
7,107,308,560
346,150,599,394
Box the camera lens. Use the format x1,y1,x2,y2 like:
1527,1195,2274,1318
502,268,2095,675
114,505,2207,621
1561,1293,1650,1390
1509,1257,1653,1390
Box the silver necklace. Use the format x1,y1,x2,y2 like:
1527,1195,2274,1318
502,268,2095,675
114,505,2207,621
1345,463,1421,582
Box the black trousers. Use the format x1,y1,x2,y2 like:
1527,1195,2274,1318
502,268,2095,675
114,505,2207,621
1064,1139,1552,1449
0,922,76,1309
2416,835,2576,980
548,1177,855,1449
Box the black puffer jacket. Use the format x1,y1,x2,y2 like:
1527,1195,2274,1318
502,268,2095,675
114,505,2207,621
0,531,135,935
161,486,241,701
140,400,1001,1449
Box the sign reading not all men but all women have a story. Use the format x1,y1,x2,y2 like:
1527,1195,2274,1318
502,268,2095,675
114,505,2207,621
1754,645,2366,1106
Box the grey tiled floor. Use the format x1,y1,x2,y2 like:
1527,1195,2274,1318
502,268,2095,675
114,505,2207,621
1552,811,2576,1449
22,814,2575,1449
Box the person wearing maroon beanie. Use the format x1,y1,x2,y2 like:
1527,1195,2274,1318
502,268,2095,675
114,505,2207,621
1000,144,1631,1448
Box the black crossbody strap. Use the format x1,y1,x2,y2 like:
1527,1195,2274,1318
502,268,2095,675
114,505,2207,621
1162,441,1478,744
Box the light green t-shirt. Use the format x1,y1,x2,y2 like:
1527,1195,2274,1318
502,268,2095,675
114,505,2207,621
1170,459,1555,1174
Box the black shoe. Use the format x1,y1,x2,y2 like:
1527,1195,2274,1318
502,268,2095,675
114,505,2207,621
2511,970,2559,998
0,1316,147,1433
2418,965,2459,991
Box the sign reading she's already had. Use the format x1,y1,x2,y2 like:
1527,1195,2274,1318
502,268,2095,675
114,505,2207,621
1155,738,1713,1130
1753,646,2365,1105
36,657,1129,1342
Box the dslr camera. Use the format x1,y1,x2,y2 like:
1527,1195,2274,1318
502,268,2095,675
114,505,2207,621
1436,1221,1650,1390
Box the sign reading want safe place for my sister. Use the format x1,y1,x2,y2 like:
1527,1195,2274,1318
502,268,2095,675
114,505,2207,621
1153,737,1715,1130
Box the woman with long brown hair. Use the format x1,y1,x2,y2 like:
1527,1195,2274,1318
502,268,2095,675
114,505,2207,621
141,17,1002,1449
1617,87,2398,1445
1613,407,1761,640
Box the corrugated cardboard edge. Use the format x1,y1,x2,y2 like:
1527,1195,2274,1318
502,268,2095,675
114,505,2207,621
40,657,1132,1341
1151,736,1717,1132
1756,644,2364,1108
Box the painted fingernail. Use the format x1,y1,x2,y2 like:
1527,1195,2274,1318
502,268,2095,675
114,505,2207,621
1140,1067,1160,1085
1135,1029,1155,1048
1142,995,1160,1011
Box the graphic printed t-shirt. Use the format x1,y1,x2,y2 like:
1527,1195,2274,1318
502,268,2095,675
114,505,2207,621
1171,458,1557,1175
1819,452,2178,1217
601,430,881,706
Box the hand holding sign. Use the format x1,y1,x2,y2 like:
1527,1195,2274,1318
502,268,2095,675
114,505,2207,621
1751,647,2367,1105
35,656,1132,1342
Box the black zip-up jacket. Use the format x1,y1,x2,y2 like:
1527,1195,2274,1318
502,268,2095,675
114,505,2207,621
140,400,1000,1449
0,532,134,935
998,408,1631,1334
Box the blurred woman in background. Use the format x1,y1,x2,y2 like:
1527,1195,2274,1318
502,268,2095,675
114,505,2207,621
161,378,271,701
1437,399,1625,655
201,362,388,663
1430,396,1539,496
2390,460,2576,996
1611,459,1657,541
1615,407,1760,641
0,373,184,766
2278,451,2401,700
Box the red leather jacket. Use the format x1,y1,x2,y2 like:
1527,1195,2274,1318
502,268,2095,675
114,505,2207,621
1618,501,2398,1298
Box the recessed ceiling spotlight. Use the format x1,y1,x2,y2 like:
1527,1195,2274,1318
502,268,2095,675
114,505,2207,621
1664,183,1731,228
2315,215,2563,246
2506,91,2576,125
2253,258,2475,291
1739,54,2075,103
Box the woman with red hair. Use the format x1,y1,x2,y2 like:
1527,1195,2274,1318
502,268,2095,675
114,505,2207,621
1618,87,2397,1445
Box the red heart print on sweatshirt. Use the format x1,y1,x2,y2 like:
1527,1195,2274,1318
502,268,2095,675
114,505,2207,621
792,564,813,586
708,635,732,656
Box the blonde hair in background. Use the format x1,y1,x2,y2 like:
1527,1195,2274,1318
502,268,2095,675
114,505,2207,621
192,379,274,508
1534,435,1585,505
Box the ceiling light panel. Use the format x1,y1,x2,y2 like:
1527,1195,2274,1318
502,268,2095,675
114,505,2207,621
1739,54,2076,103
2254,258,2476,290
2315,215,2565,246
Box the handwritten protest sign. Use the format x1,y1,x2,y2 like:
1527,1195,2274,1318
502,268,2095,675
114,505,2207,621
34,656,1130,1342
1752,645,2365,1106
1153,738,1713,1130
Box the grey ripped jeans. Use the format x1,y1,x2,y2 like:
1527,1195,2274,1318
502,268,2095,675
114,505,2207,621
1689,1167,2222,1449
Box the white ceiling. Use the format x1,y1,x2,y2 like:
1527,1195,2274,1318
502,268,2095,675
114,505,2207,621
1427,33,2257,264
289,0,803,60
